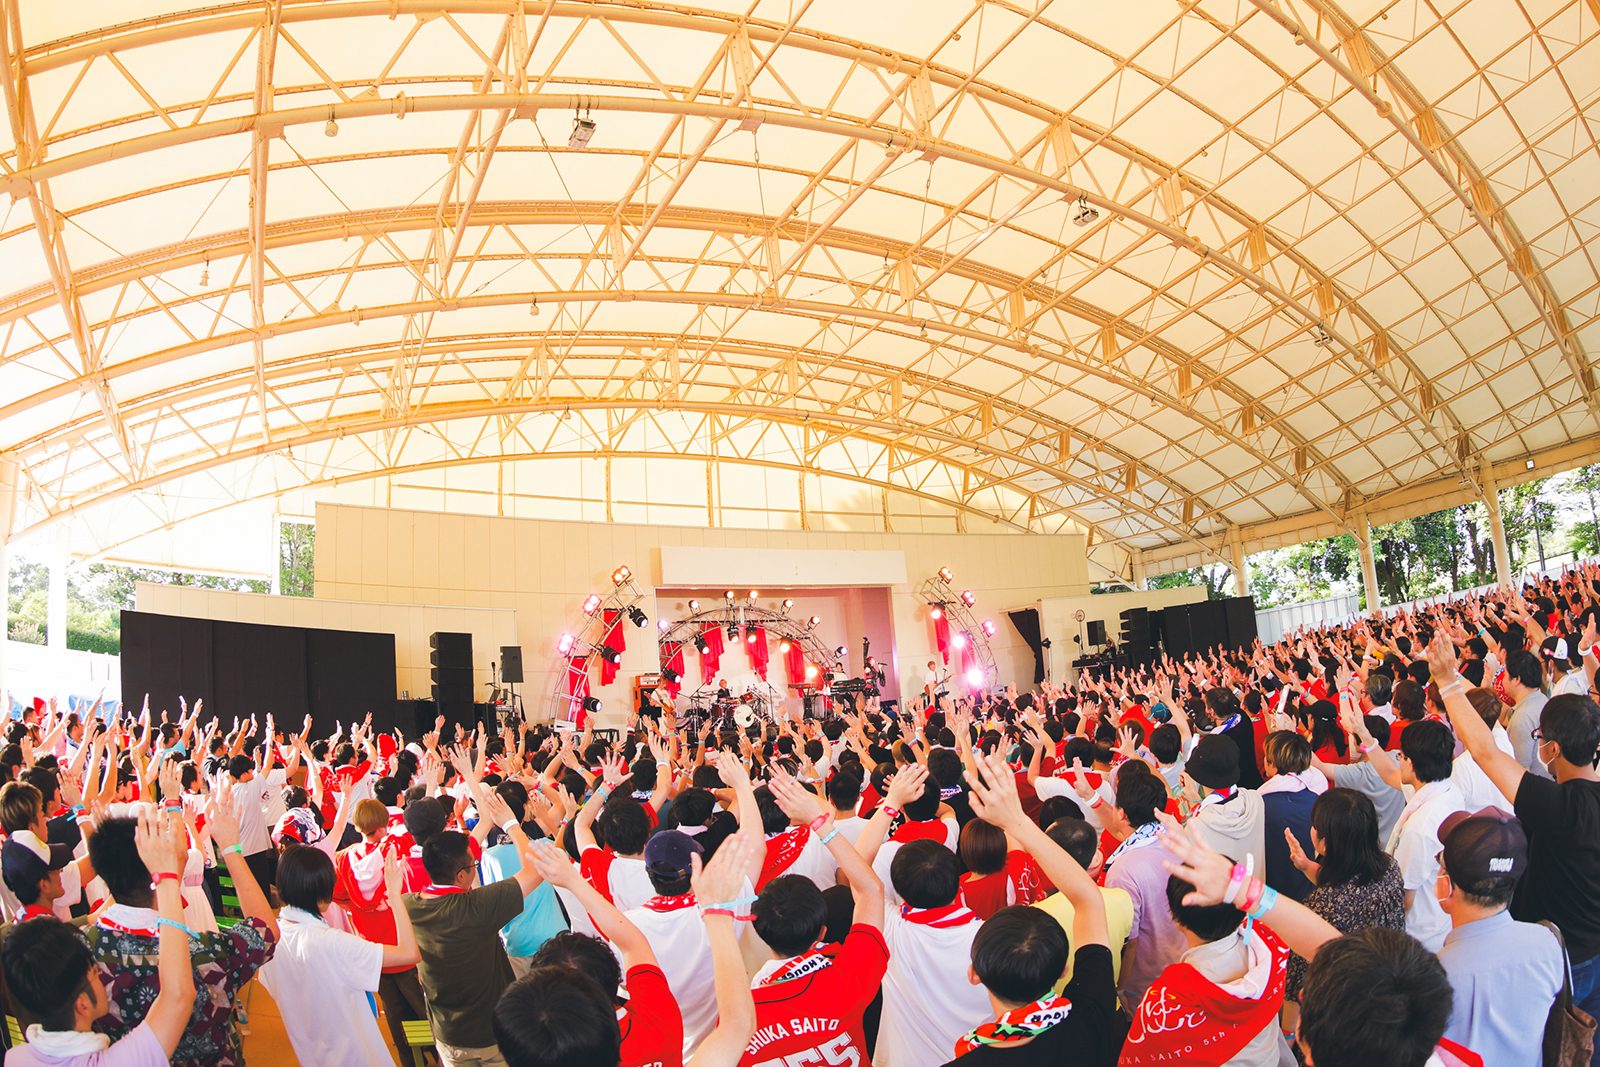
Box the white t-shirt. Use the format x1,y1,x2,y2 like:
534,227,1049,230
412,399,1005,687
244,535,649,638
1390,779,1464,952
1451,725,1516,815
874,908,992,1067
1554,672,1591,697
260,767,289,828
259,906,391,1067
232,773,279,856
832,815,869,848
604,854,656,914
870,821,959,907
623,880,753,1055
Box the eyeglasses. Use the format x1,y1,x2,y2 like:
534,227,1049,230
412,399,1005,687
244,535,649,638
1531,728,1544,742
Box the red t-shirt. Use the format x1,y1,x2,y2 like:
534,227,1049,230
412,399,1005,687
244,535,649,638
333,841,408,974
960,870,1010,920
618,964,684,1067
742,924,889,1067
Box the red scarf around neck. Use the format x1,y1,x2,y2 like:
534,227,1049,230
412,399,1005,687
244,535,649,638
891,818,949,845
642,893,696,912
899,901,977,928
761,942,837,986
757,827,810,890
953,994,1073,1056
1121,924,1288,1067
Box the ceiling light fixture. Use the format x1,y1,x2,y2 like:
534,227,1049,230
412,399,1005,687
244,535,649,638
1311,325,1334,348
1072,196,1099,227
324,109,339,137
570,111,597,149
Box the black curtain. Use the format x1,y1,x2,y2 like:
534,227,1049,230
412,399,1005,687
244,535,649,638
1006,608,1045,684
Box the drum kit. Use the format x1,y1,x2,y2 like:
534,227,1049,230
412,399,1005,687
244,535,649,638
677,682,778,731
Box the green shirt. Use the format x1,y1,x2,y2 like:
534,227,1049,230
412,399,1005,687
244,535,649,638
405,878,522,1048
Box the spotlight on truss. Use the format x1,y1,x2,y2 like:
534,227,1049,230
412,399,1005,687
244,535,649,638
582,594,602,615
627,606,648,629
569,115,597,148
1072,196,1099,227
557,633,575,655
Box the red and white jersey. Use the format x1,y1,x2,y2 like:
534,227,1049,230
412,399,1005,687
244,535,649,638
579,847,655,913
742,924,888,1067
624,884,753,1055
617,963,685,1067
872,818,958,906
875,904,992,1067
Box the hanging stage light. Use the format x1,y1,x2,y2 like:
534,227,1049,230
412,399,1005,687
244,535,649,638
781,599,794,611
807,615,821,628
662,666,682,684
804,663,819,680
627,605,649,628
582,594,603,615
938,566,955,583
746,630,758,644
834,645,848,658
693,635,710,655
779,640,792,654
599,645,621,665
611,565,632,586
930,605,943,620
961,590,977,606
748,590,760,601
570,114,597,148
726,623,739,641
657,618,671,632
582,695,603,714
724,590,736,601
982,619,997,636
952,632,968,650
688,599,701,611
557,633,575,655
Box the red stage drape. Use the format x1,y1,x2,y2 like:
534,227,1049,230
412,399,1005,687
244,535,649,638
750,627,770,680
700,623,724,682
601,610,626,686
934,613,952,665
564,655,591,723
785,640,806,684
663,645,685,698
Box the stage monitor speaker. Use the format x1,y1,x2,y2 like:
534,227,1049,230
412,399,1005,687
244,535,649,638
1223,596,1258,649
1087,619,1107,646
500,646,523,684
430,632,472,670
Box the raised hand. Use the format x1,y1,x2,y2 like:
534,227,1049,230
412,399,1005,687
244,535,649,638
134,808,189,879
966,750,1027,833
883,762,929,809
768,769,824,824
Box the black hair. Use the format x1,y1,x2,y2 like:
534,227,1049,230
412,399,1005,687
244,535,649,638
1363,715,1392,750
228,754,255,778
494,966,621,1067
597,799,650,855
1044,817,1098,871
1311,789,1389,888
1166,874,1245,942
20,767,58,806
959,819,1007,877
495,779,530,825
891,839,961,908
374,776,404,808
1540,694,1600,768
530,931,622,994
752,874,827,956
1,918,95,1031
927,748,964,790
1505,649,1544,690
1037,795,1085,826
969,906,1068,1004
1398,719,1454,783
825,769,863,811
85,816,151,907
1391,680,1426,722
277,844,337,912
421,830,474,885
1115,770,1166,829
1299,928,1452,1067
753,787,791,835
1147,724,1181,764
902,775,942,822
668,787,715,829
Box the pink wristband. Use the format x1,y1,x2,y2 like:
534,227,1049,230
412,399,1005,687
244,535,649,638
1223,862,1248,906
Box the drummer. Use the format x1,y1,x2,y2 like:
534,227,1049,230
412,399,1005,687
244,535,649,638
715,677,732,702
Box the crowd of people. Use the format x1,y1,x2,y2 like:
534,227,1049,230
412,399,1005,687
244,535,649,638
1,564,1599,1066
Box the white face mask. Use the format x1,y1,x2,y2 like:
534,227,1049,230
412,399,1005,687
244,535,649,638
1540,740,1560,776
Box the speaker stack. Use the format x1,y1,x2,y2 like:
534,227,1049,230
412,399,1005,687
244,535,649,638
1119,607,1152,666
430,632,474,727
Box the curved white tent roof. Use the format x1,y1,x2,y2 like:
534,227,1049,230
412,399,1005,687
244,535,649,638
1,0,1596,577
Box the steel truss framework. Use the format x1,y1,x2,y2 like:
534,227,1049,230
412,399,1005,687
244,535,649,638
0,0,1595,579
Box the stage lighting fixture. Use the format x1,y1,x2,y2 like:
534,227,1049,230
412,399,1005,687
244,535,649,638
1071,196,1099,227
834,645,848,658
779,640,792,654
582,696,603,714
930,605,943,620
657,619,671,632
804,663,819,680
599,645,621,665
746,630,758,643
1525,458,1536,470
557,633,575,655
724,590,736,601
1311,325,1333,348
627,605,649,628
749,590,760,601
982,619,997,636
807,615,821,628
570,114,597,148
324,109,339,137
965,667,984,687
952,632,968,650
582,593,603,614
611,565,632,586
662,666,681,684
726,624,739,641
781,599,794,610
938,566,955,583
694,635,710,655
960,590,977,607
688,598,701,611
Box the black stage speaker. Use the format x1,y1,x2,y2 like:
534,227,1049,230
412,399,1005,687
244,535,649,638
1191,600,1227,653
1087,619,1107,646
1119,607,1150,663
1161,604,1194,658
1223,596,1258,649
430,632,474,725
500,646,523,684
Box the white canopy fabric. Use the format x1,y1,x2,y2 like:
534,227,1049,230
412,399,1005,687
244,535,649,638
0,0,1596,578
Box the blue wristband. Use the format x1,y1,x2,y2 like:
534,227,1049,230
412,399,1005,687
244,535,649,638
1247,886,1279,921
156,917,197,938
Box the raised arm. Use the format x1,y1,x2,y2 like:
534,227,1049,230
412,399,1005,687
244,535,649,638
769,770,884,931
528,839,656,967
204,786,280,940
686,833,762,1067
134,808,198,1056
1426,632,1526,804
378,850,421,969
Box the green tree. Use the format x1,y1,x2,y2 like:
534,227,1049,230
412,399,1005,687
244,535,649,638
1148,564,1230,599
1500,479,1557,573
280,522,316,597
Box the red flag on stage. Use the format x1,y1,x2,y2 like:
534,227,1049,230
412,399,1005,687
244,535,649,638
750,627,770,680
934,613,952,665
785,639,806,684
601,609,626,686
700,623,723,682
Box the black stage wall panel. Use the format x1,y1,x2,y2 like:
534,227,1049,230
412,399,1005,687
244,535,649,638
1223,596,1259,650
121,611,397,732
1160,604,1194,658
